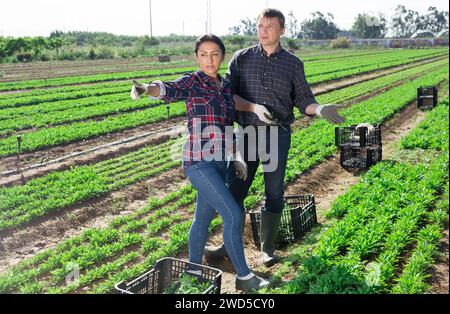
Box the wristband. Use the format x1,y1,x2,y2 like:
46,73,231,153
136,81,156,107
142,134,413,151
315,104,324,116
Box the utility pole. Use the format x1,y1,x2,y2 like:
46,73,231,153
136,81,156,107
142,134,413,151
149,0,153,38
206,0,212,34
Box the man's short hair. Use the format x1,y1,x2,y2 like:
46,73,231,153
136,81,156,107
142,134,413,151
257,8,285,29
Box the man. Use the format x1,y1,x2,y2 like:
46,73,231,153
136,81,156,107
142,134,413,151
205,8,345,267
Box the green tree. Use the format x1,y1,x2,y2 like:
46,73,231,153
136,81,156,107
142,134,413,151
418,6,449,34
46,37,64,55
285,38,299,50
390,5,421,38
228,18,257,36
300,12,340,39
88,47,97,60
30,36,47,56
227,35,246,49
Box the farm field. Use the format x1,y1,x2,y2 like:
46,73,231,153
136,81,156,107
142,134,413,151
0,47,448,295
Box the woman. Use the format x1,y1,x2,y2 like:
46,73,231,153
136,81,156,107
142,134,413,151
130,34,269,291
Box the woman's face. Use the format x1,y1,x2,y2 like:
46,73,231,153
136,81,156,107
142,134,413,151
196,41,223,78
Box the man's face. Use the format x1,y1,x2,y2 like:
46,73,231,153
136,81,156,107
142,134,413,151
257,16,285,47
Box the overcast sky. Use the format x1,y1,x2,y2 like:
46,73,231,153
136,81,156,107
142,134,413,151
0,0,448,37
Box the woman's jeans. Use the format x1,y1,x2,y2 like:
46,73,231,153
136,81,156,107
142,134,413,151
184,160,251,278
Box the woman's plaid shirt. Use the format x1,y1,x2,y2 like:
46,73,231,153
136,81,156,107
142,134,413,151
155,71,235,168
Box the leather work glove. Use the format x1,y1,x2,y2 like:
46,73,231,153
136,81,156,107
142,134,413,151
316,104,346,124
234,148,248,181
130,80,150,100
253,104,277,125
231,135,248,181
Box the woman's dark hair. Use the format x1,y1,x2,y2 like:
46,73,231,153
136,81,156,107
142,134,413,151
195,34,226,59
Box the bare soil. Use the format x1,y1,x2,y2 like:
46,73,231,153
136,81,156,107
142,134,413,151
428,229,449,294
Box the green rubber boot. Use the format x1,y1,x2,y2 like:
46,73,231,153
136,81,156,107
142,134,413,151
260,210,282,267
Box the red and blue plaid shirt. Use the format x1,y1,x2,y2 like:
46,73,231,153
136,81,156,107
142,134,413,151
156,71,235,168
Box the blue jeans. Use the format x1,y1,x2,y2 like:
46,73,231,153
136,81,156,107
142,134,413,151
227,125,291,214
184,160,251,277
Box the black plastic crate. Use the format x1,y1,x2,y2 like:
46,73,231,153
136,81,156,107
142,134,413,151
335,124,382,147
335,124,382,172
339,145,382,172
417,86,438,110
115,257,222,294
249,195,317,246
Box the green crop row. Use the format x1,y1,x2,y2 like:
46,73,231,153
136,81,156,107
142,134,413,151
272,151,448,294
3,57,447,137
401,98,449,151
0,48,445,93
1,57,446,158
0,187,225,294
2,63,443,229
2,56,445,142
0,139,179,229
1,64,447,230
293,58,449,120
390,100,449,294
0,101,187,156
391,180,448,294
0,97,167,136
271,92,449,294
0,73,185,111
304,48,446,79
0,64,447,293
0,185,196,293
2,49,443,109
243,65,449,210
0,66,208,92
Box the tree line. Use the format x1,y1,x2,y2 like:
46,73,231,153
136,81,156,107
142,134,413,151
230,5,449,39
0,5,447,63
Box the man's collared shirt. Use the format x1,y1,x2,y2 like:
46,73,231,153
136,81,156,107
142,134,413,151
227,43,317,126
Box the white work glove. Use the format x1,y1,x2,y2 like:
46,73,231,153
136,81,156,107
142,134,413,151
130,80,150,100
315,104,346,124
253,104,276,125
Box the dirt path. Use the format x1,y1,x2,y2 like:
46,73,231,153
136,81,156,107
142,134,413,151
428,229,449,294
200,92,443,294
1,55,445,186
